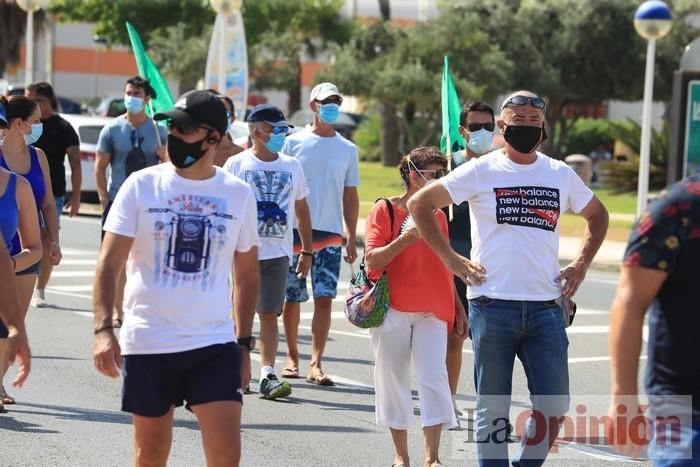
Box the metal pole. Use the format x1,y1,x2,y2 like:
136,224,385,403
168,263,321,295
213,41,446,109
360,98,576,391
45,18,54,84
636,38,656,218
25,10,34,86
218,15,226,94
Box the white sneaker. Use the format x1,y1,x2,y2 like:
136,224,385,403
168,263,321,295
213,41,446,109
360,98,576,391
30,290,48,308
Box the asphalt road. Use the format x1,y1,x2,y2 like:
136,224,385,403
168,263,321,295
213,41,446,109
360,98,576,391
0,215,651,467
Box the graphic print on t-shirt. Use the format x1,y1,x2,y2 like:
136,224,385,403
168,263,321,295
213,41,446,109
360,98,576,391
244,169,292,239
148,195,233,284
493,186,560,232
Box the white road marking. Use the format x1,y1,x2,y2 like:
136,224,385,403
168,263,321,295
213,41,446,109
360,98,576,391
50,271,96,278
45,289,92,300
61,248,99,256
49,285,93,292
64,216,102,225
58,259,97,266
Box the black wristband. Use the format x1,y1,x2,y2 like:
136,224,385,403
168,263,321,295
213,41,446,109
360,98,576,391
94,325,114,335
300,250,313,257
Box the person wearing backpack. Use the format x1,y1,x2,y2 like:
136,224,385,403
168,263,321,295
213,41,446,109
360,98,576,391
95,76,167,328
364,146,468,467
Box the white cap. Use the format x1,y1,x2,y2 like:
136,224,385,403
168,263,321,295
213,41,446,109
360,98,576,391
309,82,340,102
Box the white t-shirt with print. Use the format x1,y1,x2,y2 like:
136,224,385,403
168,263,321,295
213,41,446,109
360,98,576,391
103,163,260,355
440,150,594,301
223,150,308,263
282,128,360,235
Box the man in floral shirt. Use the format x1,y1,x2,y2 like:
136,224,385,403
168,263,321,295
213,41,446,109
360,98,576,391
608,175,700,464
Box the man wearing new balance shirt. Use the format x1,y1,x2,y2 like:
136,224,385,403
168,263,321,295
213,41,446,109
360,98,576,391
408,90,609,466
92,90,259,466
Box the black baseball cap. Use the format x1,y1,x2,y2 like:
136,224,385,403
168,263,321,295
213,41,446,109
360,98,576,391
246,104,293,128
154,90,227,135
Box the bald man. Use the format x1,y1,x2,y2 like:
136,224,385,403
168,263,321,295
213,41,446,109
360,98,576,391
408,91,609,466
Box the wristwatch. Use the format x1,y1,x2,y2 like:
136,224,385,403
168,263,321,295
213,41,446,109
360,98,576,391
237,336,256,351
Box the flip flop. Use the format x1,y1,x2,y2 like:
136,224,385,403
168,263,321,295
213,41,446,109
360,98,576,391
306,371,334,386
281,367,299,379
1,389,15,405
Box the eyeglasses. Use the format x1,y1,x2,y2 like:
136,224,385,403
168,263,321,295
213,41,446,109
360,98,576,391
464,122,495,132
415,168,446,179
501,95,546,112
317,97,343,106
168,122,207,135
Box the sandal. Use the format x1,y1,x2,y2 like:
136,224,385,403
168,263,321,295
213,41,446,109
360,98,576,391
281,367,299,379
306,370,334,386
1,387,15,405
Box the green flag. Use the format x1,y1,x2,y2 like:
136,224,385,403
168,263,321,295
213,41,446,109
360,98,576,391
440,56,465,155
125,21,174,116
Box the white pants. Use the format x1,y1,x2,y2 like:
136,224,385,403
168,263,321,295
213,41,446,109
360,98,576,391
370,307,457,430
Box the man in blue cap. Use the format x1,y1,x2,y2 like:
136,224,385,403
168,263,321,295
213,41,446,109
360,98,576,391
224,103,312,400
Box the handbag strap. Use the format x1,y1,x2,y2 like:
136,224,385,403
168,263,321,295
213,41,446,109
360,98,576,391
360,198,394,272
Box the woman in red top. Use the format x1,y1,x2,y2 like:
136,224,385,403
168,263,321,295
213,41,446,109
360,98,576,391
365,146,468,467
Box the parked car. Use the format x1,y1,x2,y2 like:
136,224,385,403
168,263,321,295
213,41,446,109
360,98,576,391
62,113,113,202
89,95,125,118
5,85,83,114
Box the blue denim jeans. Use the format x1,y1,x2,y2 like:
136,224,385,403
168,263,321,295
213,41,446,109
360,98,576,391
469,296,570,467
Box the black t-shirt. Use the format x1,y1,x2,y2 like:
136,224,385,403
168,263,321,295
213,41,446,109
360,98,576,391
34,114,80,196
623,175,700,410
443,155,472,258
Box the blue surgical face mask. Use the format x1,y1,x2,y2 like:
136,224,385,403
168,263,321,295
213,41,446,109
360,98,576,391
318,103,340,124
466,128,494,155
124,95,145,114
24,122,43,145
265,133,286,153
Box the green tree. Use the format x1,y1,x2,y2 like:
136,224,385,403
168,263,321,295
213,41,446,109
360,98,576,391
242,0,353,114
439,0,699,158
321,7,511,165
51,0,352,113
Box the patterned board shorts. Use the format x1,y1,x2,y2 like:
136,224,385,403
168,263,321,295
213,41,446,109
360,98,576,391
285,246,342,302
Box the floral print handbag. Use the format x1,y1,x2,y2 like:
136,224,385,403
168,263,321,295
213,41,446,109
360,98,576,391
344,199,394,329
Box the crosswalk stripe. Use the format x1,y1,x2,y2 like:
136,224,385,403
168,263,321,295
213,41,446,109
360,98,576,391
50,271,96,278
49,285,93,292
59,259,97,266
61,248,99,256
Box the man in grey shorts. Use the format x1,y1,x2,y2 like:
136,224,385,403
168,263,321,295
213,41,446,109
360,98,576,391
223,104,312,400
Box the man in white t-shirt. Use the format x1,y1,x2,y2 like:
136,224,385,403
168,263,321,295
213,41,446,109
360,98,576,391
408,91,609,466
224,104,312,400
281,83,360,386
92,90,259,467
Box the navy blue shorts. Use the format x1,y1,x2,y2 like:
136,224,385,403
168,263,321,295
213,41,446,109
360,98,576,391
16,260,40,276
122,342,243,417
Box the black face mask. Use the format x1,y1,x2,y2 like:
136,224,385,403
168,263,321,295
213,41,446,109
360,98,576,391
503,124,545,154
167,134,208,168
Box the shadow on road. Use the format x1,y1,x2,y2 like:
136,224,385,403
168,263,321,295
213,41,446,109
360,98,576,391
4,402,199,431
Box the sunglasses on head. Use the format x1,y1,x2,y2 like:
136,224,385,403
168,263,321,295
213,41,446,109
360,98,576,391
317,96,343,106
463,122,495,132
501,95,546,112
